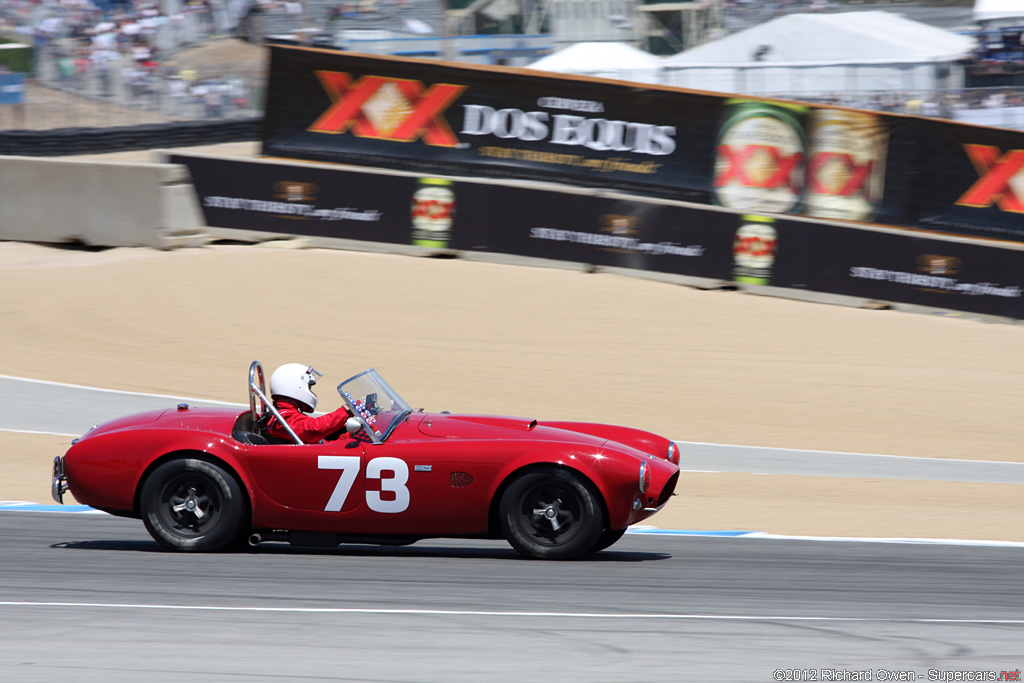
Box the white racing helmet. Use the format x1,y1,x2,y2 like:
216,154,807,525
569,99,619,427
269,363,324,412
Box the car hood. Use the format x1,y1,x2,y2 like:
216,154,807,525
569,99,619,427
416,413,606,446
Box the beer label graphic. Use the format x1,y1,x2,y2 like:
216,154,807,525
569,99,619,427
733,215,778,285
805,109,887,221
411,178,455,248
714,101,808,214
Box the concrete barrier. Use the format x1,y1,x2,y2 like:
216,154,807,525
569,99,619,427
0,156,207,249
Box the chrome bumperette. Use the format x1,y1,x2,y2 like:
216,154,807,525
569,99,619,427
51,455,68,504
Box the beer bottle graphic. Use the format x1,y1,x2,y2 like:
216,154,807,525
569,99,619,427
410,178,455,248
804,109,887,222
733,215,778,286
713,100,808,214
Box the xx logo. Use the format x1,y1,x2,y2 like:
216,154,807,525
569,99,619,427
308,71,467,147
807,152,874,199
956,144,1024,213
716,144,804,193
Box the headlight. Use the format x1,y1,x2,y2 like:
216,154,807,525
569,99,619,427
638,460,648,494
667,442,680,465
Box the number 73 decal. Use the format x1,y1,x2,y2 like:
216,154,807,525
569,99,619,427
318,455,410,513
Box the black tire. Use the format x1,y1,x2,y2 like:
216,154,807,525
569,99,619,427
140,457,246,552
589,527,628,554
499,468,603,560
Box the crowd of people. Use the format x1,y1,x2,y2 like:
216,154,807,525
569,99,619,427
0,0,258,120
1,0,1022,127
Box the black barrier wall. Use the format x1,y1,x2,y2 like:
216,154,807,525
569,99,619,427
261,46,1024,244
174,153,1024,319
0,118,261,157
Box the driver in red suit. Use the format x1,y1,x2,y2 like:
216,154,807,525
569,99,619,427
264,363,353,443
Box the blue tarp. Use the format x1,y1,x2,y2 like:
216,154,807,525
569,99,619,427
0,72,25,105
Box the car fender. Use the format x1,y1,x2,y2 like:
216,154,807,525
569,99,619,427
483,441,649,531
543,421,675,461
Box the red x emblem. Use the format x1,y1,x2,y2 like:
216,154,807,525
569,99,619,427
956,144,1024,213
716,145,804,193
308,71,467,148
807,152,874,200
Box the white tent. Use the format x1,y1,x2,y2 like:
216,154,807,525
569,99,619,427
974,0,1024,24
660,11,974,100
527,42,663,82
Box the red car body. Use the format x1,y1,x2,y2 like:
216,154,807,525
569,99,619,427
53,366,680,559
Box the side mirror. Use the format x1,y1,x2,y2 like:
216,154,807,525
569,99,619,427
345,416,363,435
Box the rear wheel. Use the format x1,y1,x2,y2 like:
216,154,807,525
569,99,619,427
140,458,245,552
499,469,603,560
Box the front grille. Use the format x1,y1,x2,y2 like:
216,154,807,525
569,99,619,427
656,471,679,507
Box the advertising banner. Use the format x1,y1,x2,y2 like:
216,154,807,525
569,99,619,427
455,187,736,279
910,119,1024,241
176,153,1024,318
170,154,428,245
829,234,1024,319
765,216,1024,318
262,46,724,204
261,45,1024,245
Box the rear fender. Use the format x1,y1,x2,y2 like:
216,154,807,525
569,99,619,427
132,447,253,524
64,429,252,514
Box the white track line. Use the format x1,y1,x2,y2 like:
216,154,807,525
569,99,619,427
0,374,245,406
0,427,78,437
0,601,1022,624
676,439,1023,467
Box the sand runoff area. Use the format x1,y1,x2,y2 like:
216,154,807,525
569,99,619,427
2,226,1023,542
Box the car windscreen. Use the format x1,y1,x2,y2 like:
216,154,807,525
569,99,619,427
336,369,412,443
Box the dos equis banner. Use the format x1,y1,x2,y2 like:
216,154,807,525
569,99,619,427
263,45,1024,243
262,45,723,203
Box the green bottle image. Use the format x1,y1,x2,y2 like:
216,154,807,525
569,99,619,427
713,99,808,215
733,215,778,286
410,178,455,248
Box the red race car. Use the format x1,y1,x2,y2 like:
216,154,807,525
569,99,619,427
52,362,680,559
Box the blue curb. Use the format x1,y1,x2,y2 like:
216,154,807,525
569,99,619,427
626,529,756,537
0,503,100,513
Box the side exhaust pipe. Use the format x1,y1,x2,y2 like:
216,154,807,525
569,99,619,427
248,531,289,546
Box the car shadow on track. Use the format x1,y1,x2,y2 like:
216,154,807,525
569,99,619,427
50,539,671,562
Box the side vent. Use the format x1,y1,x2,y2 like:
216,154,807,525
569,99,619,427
449,472,474,488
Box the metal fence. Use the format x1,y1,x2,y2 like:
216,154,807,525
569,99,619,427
0,1,264,131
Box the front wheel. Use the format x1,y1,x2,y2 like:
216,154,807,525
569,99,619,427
140,457,246,552
499,468,604,560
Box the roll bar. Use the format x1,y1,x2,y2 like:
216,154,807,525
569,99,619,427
248,360,303,445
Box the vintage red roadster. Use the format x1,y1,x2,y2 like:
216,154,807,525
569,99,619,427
52,362,680,559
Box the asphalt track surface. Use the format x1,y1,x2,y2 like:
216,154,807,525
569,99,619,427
2,512,1023,683
3,378,1024,680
